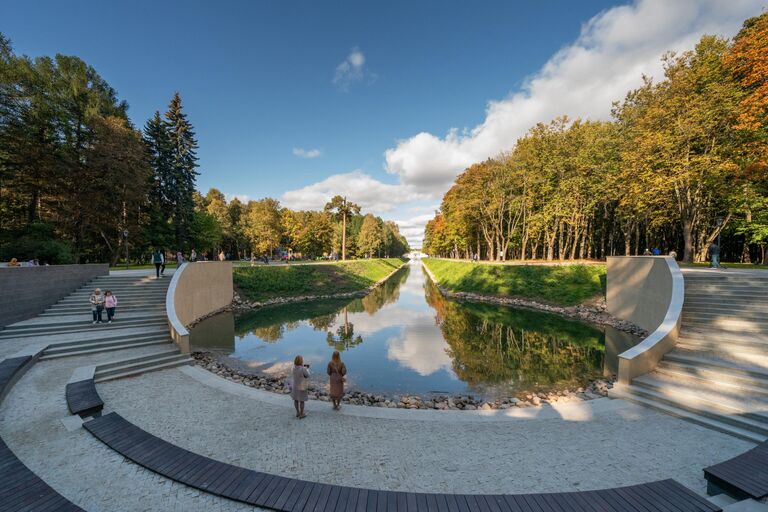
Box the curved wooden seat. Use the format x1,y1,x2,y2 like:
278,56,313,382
66,379,103,417
0,356,85,511
705,441,768,500
84,412,721,512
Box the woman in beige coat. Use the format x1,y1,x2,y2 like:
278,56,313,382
291,355,310,419
326,351,347,410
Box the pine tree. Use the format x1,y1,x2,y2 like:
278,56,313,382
164,92,199,249
142,111,174,248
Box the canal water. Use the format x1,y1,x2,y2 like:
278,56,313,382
190,261,639,399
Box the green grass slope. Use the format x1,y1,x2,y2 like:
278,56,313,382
422,258,606,307
234,258,405,302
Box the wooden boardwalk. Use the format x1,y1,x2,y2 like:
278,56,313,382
705,440,768,500
65,379,104,417
0,356,85,512
85,412,722,512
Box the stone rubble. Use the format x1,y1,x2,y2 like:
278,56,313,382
193,352,616,411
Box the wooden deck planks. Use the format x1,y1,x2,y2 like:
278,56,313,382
0,356,85,512
81,411,724,512
65,379,104,417
705,441,768,500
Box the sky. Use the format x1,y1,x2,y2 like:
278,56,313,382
2,0,765,247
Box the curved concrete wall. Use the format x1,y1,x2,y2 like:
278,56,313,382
0,264,109,328
166,262,233,353
606,256,684,384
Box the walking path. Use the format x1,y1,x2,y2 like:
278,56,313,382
0,267,760,510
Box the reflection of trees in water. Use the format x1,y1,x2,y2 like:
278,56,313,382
235,268,409,345
326,307,363,351
424,278,605,390
347,267,409,315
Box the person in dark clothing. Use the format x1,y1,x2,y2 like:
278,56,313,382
708,242,721,269
152,249,164,278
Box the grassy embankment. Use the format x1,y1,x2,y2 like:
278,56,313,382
234,258,405,302
422,258,606,307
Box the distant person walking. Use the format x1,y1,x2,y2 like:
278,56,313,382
104,290,117,324
327,350,347,410
190,249,197,262
643,248,652,255
176,250,184,264
708,242,721,269
652,247,661,256
219,250,226,262
291,355,310,419
152,249,164,279
90,288,105,325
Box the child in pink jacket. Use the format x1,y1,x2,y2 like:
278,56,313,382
104,290,118,324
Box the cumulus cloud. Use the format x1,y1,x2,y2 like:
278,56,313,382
225,193,250,203
333,47,376,91
281,170,426,213
292,147,322,159
395,212,438,248
383,0,764,197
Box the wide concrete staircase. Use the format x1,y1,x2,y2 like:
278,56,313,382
610,271,768,443
0,272,192,377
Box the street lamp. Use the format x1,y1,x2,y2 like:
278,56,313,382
123,229,129,270
715,216,724,248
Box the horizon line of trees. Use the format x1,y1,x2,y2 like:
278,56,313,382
0,33,409,264
424,12,768,264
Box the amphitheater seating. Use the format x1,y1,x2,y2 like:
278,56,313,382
0,356,85,511
85,411,721,512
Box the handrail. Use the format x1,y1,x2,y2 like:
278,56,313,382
617,257,684,384
165,262,190,352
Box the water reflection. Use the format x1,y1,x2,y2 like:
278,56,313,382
190,261,639,398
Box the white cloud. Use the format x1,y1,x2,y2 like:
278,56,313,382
281,170,426,213
225,193,250,203
292,147,322,159
383,0,764,197
333,47,376,92
395,212,438,248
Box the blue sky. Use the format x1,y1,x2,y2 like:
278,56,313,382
2,0,764,246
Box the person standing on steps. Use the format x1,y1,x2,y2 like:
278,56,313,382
708,241,721,269
104,290,117,323
327,350,347,410
90,288,105,325
152,248,164,279
291,355,310,419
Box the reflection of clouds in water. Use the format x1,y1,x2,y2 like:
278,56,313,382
386,321,454,376
338,307,424,335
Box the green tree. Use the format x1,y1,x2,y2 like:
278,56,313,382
324,195,360,260
164,92,198,249
357,213,383,257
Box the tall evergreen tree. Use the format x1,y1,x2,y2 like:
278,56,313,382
142,111,174,248
164,92,198,249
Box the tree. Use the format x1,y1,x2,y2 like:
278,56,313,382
357,214,383,258
324,195,360,260
242,198,282,256
164,92,199,249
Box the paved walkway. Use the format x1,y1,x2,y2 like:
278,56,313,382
0,267,757,510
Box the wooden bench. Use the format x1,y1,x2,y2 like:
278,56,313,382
0,355,85,511
66,379,104,417
85,411,722,512
705,441,768,500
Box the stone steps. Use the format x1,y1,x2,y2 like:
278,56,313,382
0,318,167,340
42,305,164,316
609,384,767,444
680,328,768,346
655,361,768,399
676,338,768,356
94,350,192,383
40,333,171,360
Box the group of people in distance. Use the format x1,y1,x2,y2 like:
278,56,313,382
151,248,229,279
88,288,117,325
290,351,347,419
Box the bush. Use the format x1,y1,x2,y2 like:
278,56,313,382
0,222,75,264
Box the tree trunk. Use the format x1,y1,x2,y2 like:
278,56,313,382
341,214,347,260
682,218,694,263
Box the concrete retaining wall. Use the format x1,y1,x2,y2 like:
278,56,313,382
166,262,233,353
607,256,683,384
0,264,109,328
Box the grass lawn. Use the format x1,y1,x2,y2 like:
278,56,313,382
234,258,406,302
422,258,606,307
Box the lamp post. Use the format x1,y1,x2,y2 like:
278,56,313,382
715,216,724,248
123,229,129,270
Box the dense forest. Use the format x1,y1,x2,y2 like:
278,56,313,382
423,13,768,263
0,34,408,264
